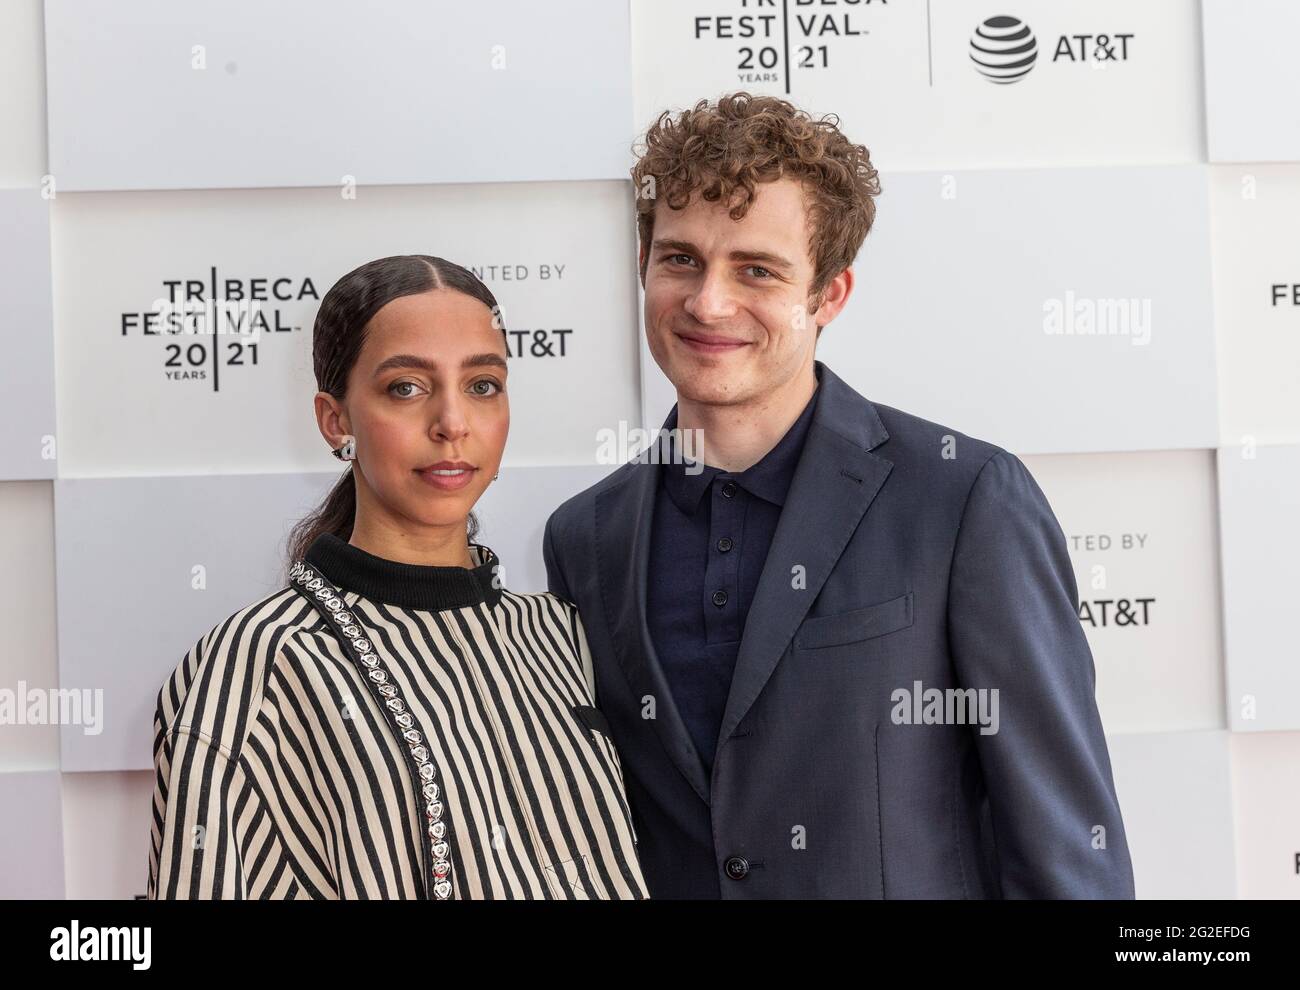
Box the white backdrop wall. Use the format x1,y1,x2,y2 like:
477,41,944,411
1,0,1296,900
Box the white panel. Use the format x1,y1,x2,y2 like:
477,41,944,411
45,0,633,190
0,190,56,480
0,482,60,772
56,465,621,772
52,181,641,476
55,472,338,772
0,0,47,187
1024,450,1224,736
821,166,1217,454
61,770,154,899
473,464,618,594
1202,0,1300,163
1229,731,1300,899
643,166,1218,455
0,770,66,897
633,0,1203,171
1217,442,1300,732
1210,165,1300,448
1107,730,1237,899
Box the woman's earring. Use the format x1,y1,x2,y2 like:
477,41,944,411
332,435,356,461
492,471,499,481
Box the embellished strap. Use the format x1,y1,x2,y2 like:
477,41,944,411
289,559,454,900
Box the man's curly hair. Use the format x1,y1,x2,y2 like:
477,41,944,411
631,92,881,314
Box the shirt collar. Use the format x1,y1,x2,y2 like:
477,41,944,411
661,368,822,515
301,532,503,610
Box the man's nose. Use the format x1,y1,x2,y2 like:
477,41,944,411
683,269,739,323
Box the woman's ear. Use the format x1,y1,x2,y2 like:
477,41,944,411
314,391,350,450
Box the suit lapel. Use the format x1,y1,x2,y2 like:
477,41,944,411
717,363,894,746
595,434,711,805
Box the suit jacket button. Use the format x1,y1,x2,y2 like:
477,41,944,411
724,856,749,880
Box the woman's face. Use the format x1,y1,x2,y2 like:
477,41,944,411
329,288,509,537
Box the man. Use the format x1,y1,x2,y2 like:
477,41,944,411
544,92,1134,899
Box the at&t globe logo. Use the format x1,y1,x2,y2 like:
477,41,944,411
970,15,1038,84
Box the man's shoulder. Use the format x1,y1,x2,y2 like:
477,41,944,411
546,460,642,538
856,398,1054,524
815,364,1008,482
863,398,1010,482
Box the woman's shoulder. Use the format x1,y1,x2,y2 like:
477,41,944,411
153,583,326,759
499,588,582,623
497,589,595,695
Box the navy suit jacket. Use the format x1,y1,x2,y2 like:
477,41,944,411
543,361,1135,899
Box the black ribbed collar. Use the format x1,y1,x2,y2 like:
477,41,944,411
660,362,822,515
302,532,503,610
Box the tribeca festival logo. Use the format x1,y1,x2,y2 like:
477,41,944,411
972,14,1134,84
119,269,320,390
690,0,889,96
466,261,575,359
1271,280,1300,308
0,681,103,735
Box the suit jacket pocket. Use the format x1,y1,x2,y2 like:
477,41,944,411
795,591,914,651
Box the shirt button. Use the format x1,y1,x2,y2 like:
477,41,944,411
724,856,749,880
716,537,734,553
712,589,728,607
721,481,737,498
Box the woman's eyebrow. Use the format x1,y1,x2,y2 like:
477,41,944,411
373,352,506,376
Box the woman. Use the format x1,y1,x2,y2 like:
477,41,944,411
146,255,647,900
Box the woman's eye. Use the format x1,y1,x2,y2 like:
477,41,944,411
469,379,502,397
388,380,420,398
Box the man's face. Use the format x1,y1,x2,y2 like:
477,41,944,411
642,177,825,409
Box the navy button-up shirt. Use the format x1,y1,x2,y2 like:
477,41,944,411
646,373,821,774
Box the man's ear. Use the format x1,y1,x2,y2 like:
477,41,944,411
811,266,854,328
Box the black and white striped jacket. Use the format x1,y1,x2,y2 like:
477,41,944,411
146,532,647,899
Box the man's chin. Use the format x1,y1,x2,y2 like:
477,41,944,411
669,365,753,408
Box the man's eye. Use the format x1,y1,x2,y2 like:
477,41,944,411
747,265,772,279
470,379,502,396
666,254,695,266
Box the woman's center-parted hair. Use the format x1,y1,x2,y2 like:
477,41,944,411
284,255,507,572
631,91,881,315
314,254,506,400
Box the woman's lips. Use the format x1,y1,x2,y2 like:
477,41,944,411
415,466,478,491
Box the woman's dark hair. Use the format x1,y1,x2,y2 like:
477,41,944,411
284,255,505,576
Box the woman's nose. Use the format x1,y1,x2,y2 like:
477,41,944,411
429,395,469,443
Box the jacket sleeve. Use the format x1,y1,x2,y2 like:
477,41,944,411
147,638,254,900
946,449,1135,898
542,510,575,606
